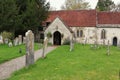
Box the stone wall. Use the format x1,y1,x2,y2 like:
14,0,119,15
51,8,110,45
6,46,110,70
45,17,72,45
70,27,96,44
44,18,120,46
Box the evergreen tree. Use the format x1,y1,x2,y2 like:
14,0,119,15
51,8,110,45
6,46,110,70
96,0,115,11
0,0,18,32
15,0,50,34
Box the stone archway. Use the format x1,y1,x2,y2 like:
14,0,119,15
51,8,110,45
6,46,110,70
53,31,61,45
113,37,117,46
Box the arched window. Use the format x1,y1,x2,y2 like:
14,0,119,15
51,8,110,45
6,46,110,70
77,30,79,37
101,29,106,39
80,30,83,37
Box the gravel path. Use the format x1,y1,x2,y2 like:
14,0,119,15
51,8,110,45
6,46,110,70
0,46,56,80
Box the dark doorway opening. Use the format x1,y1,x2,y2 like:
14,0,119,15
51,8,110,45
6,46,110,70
113,37,117,46
53,31,61,45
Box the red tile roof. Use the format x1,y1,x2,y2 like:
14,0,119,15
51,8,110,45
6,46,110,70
46,10,96,27
46,10,120,27
98,12,120,24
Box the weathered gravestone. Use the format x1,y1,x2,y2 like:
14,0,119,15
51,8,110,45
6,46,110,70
103,39,105,46
4,38,8,44
18,35,22,45
23,37,26,44
107,40,110,56
25,30,34,66
118,40,120,49
70,34,74,52
0,35,3,44
14,37,19,46
8,42,13,47
42,37,48,58
84,38,87,45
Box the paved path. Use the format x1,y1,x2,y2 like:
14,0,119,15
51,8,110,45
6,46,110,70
0,46,56,80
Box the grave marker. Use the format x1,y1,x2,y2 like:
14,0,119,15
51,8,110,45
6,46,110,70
42,37,48,58
25,30,34,66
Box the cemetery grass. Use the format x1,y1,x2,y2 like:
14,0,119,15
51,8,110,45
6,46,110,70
0,43,42,64
9,44,120,80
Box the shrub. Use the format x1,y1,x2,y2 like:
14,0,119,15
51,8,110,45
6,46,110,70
1,31,14,41
63,38,70,45
47,32,52,38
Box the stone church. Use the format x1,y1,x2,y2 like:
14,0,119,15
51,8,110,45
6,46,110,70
44,10,120,46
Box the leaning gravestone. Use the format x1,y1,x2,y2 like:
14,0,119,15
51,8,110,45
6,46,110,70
18,35,22,45
25,30,34,67
42,37,48,58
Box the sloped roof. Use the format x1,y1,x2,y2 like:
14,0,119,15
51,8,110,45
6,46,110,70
46,10,96,27
98,12,120,24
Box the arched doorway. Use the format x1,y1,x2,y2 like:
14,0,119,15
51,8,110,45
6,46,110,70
53,31,61,45
113,37,117,46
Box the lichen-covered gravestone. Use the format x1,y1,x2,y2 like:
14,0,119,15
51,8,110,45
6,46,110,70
42,37,48,58
25,30,34,66
18,35,22,45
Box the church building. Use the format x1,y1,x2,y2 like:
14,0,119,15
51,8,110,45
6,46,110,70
44,10,120,46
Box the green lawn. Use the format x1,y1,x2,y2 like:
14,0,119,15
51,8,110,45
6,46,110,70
0,43,42,64
8,44,120,80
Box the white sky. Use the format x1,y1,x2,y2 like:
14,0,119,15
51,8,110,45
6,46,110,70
46,0,120,10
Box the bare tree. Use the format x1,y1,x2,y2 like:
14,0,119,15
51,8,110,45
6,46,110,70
61,0,90,10
112,3,120,12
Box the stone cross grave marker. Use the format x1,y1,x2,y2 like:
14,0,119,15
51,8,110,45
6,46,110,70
18,35,22,45
42,37,48,58
25,30,34,66
107,40,110,56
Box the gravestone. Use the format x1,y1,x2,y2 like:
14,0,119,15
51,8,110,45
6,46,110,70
8,42,13,47
14,37,19,46
4,38,8,44
70,34,74,52
107,40,110,56
23,37,26,44
25,30,34,66
103,39,105,46
118,40,120,49
84,38,87,45
18,35,22,45
42,37,48,58
0,35,3,44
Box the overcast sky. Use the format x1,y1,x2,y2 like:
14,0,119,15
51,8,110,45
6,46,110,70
46,0,120,10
